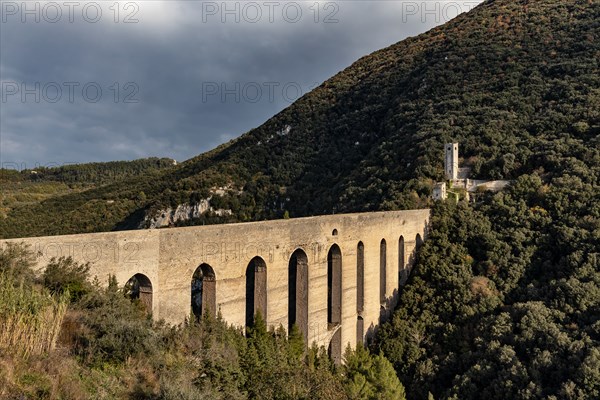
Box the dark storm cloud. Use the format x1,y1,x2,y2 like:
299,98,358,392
0,0,482,168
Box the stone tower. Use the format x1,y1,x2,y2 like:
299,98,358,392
444,143,459,180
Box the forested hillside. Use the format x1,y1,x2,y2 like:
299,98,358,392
1,0,597,238
376,176,600,398
0,158,175,226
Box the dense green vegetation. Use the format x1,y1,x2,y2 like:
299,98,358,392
0,158,175,220
376,168,600,398
0,245,404,399
0,158,175,186
1,0,597,237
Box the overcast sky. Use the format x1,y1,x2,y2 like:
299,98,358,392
0,0,482,169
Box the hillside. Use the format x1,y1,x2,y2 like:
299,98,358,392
0,158,175,220
0,0,598,238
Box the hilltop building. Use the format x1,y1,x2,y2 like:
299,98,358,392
432,182,447,201
434,143,510,201
444,143,459,180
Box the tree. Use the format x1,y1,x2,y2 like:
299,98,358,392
42,256,91,302
343,344,406,400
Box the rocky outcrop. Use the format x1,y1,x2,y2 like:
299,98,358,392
141,200,232,229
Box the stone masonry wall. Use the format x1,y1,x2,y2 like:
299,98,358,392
0,209,430,352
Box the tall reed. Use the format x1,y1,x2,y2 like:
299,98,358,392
0,274,69,358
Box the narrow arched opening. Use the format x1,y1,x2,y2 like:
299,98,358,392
288,249,308,342
328,244,342,365
125,273,153,313
399,236,406,286
380,239,387,304
416,233,424,250
356,241,366,350
246,256,267,328
357,242,364,314
328,244,342,327
191,263,216,321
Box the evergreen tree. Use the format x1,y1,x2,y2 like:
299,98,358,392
343,344,406,400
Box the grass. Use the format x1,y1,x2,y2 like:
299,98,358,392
0,274,69,359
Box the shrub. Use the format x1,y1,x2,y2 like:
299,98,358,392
42,257,91,303
0,242,36,284
73,276,159,365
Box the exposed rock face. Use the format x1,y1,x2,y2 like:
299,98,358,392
141,200,232,229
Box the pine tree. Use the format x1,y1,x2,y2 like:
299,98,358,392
288,323,305,361
343,343,406,400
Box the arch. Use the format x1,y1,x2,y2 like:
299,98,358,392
288,249,308,342
125,273,152,313
357,242,364,314
328,244,342,364
398,236,405,286
416,233,424,250
357,241,365,346
332,229,338,236
380,239,387,304
191,263,216,321
246,256,267,327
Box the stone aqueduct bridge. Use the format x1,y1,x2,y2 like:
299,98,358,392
1,209,430,363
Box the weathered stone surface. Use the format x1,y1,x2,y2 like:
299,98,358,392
0,209,430,351
142,201,232,228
